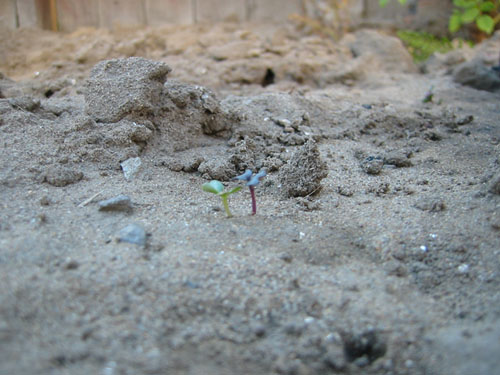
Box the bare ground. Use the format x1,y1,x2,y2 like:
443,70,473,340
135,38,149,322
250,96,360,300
0,23,499,375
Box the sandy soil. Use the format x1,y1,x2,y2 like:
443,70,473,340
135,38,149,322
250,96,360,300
1,23,499,375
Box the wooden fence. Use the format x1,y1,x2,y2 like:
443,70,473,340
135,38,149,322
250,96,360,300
0,0,452,35
0,0,304,31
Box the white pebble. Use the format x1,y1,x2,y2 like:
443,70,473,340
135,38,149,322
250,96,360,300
458,264,470,274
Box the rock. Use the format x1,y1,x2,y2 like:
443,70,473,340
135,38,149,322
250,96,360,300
318,54,371,86
221,92,312,146
423,48,472,73
414,196,446,212
324,345,347,370
164,80,229,136
425,324,500,375
8,96,40,112
121,157,142,181
208,41,261,61
383,151,413,168
343,30,417,74
43,166,83,187
488,173,500,195
159,152,204,173
360,156,384,175
198,158,235,181
338,185,354,197
64,258,80,270
453,59,500,92
342,329,387,364
118,223,147,247
98,195,133,212
278,140,328,198
85,57,171,123
39,196,51,206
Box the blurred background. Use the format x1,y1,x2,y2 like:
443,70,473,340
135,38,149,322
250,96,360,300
1,0,453,35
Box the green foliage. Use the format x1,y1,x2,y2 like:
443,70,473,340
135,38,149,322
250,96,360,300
379,0,407,7
202,181,242,217
380,0,499,35
396,31,455,62
450,0,499,34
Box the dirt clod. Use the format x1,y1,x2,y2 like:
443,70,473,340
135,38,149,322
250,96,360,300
278,140,327,197
43,165,83,187
85,57,171,123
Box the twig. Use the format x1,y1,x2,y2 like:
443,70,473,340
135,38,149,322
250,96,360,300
77,190,103,208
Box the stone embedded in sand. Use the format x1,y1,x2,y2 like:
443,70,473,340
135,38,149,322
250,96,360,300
453,59,500,92
163,79,229,136
343,29,417,74
84,57,171,123
118,223,146,247
360,156,384,175
414,196,446,212
198,158,235,181
488,173,500,195
43,165,83,187
98,195,133,212
278,140,328,198
121,157,142,181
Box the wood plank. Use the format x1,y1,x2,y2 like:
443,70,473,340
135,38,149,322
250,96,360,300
98,0,146,29
246,0,302,22
195,0,246,23
0,0,18,29
56,0,100,31
16,0,40,28
145,0,194,25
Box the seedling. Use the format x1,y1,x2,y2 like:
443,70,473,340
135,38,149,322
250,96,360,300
422,85,434,103
202,180,241,218
234,169,267,215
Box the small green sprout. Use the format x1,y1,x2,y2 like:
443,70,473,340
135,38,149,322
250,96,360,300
202,180,242,217
422,85,434,103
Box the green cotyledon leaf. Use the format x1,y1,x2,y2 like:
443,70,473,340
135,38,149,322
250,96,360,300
202,180,224,194
219,186,242,198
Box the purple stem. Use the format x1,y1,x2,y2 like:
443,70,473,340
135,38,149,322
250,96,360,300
249,186,256,215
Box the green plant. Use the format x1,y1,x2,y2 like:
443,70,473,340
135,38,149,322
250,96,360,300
379,0,407,6
233,169,267,215
449,0,500,34
380,0,500,35
202,180,241,218
396,30,455,62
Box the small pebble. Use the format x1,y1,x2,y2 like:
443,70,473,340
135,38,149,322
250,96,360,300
457,264,470,274
118,223,146,247
44,166,83,187
121,157,142,181
414,197,446,212
361,156,384,175
98,195,133,212
253,324,266,338
278,252,293,263
304,316,315,324
40,196,51,206
64,259,80,270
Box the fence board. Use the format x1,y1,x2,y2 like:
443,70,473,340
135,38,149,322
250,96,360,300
98,0,146,29
195,0,246,22
145,0,193,25
56,0,100,31
0,0,17,29
16,0,39,28
246,0,302,22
